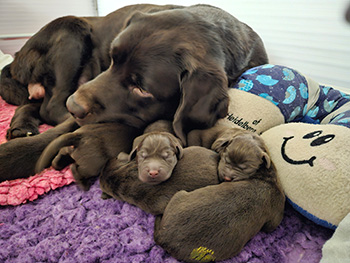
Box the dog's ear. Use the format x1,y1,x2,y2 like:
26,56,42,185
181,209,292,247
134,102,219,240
175,145,184,160
10,49,41,84
124,11,147,28
129,134,146,161
169,134,184,160
128,146,138,161
261,151,271,169
164,133,184,159
254,133,271,169
211,136,231,154
173,66,229,145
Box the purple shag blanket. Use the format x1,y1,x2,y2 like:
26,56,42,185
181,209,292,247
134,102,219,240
0,178,333,263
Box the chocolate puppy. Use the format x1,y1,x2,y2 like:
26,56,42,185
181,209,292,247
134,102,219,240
154,163,285,262
188,125,270,181
129,132,183,184
35,123,141,190
99,146,220,215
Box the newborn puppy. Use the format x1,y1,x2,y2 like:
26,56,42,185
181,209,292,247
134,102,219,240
212,129,270,182
99,146,220,215
154,163,285,262
188,125,270,182
129,132,183,184
35,123,141,190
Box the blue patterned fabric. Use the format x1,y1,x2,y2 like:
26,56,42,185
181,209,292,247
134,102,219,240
231,64,350,128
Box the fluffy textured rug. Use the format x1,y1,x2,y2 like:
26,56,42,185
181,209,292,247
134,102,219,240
0,180,333,263
0,97,333,262
0,97,74,206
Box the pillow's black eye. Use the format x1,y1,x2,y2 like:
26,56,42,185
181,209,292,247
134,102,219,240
303,130,322,139
310,134,335,146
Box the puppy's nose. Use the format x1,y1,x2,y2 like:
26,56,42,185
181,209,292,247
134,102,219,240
148,170,159,178
66,95,87,119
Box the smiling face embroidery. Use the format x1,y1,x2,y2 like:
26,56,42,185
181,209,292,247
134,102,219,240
281,130,335,167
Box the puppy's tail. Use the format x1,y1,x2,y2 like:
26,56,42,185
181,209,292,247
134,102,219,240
35,132,82,173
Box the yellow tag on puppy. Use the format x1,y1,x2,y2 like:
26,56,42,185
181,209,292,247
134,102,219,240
190,246,216,262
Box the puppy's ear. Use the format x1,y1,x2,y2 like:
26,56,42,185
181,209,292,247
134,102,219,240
262,152,271,169
255,133,271,169
166,133,184,160
173,66,229,145
211,136,231,154
175,145,184,160
128,147,138,161
129,133,150,161
129,134,145,162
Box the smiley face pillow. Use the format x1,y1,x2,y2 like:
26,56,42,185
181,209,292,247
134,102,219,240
261,123,350,229
217,64,350,229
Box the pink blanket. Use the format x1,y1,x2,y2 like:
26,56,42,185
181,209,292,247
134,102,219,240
0,97,75,206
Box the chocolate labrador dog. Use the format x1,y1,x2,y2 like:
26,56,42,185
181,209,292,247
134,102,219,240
0,4,268,182
0,4,181,139
66,4,269,144
35,123,141,190
99,146,220,215
154,163,285,262
188,125,271,181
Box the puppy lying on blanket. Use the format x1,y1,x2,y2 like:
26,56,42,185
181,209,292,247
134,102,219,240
129,131,183,184
35,123,141,190
154,161,285,262
35,120,172,189
99,145,220,215
188,125,271,182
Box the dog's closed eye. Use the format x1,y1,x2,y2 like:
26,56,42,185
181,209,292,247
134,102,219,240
137,150,148,160
131,86,154,98
161,150,176,160
224,156,232,166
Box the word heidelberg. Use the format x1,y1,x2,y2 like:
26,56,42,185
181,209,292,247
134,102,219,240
226,113,261,133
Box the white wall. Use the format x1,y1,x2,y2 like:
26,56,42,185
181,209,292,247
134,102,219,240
98,0,350,90
1,0,349,89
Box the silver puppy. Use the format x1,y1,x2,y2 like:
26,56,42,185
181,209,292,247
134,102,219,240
154,173,285,262
99,146,220,215
188,125,270,182
129,132,183,184
212,129,270,182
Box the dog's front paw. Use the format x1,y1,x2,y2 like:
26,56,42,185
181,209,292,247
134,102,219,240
6,126,39,140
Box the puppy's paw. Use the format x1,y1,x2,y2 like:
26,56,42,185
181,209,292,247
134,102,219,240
6,126,39,140
52,146,75,170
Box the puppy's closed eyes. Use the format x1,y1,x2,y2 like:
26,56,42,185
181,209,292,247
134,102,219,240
129,132,183,184
212,131,271,182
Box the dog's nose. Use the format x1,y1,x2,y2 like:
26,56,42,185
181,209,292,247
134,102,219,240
148,170,159,178
66,95,87,119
